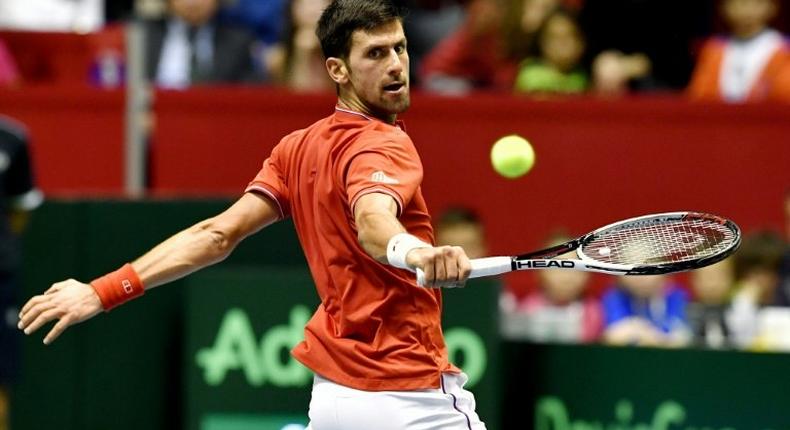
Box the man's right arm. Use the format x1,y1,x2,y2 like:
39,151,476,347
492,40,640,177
17,192,280,345
354,192,471,287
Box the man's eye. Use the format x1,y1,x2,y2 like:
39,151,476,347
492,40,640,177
369,49,381,58
395,45,405,54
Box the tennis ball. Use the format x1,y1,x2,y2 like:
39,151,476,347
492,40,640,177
490,135,535,179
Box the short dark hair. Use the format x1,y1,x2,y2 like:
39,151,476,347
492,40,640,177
437,207,482,230
734,230,785,279
316,0,405,59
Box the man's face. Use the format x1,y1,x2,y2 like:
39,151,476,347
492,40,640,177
342,20,410,119
540,14,585,73
170,0,219,27
436,223,487,259
620,274,666,299
723,0,777,38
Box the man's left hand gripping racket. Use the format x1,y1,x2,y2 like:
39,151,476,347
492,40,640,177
417,211,741,286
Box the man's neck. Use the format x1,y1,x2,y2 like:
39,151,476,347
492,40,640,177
337,98,396,124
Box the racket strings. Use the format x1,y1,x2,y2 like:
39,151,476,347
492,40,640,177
582,219,737,266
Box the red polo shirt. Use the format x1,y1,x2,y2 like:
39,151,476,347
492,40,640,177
246,107,458,390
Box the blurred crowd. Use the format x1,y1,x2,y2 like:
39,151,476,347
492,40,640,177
436,197,790,352
0,0,789,102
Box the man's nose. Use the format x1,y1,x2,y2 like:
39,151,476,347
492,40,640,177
386,50,405,75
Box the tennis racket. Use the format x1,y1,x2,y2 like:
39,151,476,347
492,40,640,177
417,211,741,286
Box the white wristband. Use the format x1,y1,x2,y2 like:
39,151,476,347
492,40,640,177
386,233,431,270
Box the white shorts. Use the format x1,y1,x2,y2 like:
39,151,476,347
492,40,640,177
306,372,487,430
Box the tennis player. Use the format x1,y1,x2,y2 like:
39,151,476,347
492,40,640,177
17,1,485,428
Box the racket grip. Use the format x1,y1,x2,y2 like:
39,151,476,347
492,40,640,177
416,256,513,287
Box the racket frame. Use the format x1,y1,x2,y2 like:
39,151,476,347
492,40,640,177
513,211,741,276
416,211,741,286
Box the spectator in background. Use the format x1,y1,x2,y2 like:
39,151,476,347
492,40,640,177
216,0,288,81
602,275,691,347
420,0,574,94
501,233,602,343
218,0,287,47
266,0,335,92
0,39,20,87
513,7,587,95
0,117,43,430
434,207,488,259
688,0,790,103
579,0,712,95
687,258,736,349
142,0,262,89
393,0,467,85
729,230,785,348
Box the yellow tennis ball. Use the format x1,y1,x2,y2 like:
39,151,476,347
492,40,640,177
490,135,535,179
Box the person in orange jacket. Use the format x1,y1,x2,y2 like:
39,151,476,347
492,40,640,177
688,0,790,103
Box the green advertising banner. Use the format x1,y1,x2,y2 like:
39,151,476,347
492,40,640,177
184,268,502,430
503,342,790,430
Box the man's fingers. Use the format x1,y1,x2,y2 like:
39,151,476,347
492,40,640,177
23,309,60,335
43,317,72,345
458,251,472,281
433,251,447,286
443,247,459,282
18,300,54,330
19,294,47,318
422,258,436,287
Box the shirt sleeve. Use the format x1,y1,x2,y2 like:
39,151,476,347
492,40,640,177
245,142,290,219
342,133,422,218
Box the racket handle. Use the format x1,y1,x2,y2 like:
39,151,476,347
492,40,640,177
416,256,513,287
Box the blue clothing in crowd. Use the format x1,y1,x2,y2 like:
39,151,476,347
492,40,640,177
602,284,689,333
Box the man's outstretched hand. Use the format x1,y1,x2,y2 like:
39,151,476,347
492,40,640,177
17,280,103,345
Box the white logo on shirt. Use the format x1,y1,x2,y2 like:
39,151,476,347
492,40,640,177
371,171,399,185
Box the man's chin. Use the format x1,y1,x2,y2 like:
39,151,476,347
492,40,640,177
386,97,411,114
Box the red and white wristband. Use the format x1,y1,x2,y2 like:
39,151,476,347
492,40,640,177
90,263,145,312
386,233,431,270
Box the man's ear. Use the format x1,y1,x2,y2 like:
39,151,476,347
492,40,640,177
326,57,349,85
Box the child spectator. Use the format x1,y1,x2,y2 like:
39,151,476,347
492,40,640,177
729,230,786,348
420,0,575,94
687,258,737,349
434,207,488,259
688,0,790,103
513,7,587,95
602,275,691,347
501,233,602,343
